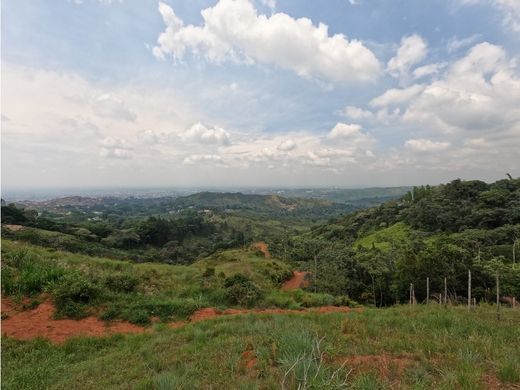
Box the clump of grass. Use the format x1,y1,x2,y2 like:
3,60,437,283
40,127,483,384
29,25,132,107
1,249,65,296
498,357,520,383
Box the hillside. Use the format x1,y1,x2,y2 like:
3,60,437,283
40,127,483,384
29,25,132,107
170,191,354,220
273,178,520,306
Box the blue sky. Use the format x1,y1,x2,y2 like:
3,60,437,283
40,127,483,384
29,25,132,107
2,0,519,188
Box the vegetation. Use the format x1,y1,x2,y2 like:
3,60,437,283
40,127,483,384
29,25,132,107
270,178,520,306
2,305,519,389
1,179,519,388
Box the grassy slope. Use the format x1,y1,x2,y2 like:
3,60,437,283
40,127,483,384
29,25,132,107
1,240,335,323
353,222,412,252
2,305,519,389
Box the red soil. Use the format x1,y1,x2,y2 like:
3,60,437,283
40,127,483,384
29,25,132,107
242,350,258,369
251,241,271,258
2,298,358,344
1,299,144,343
282,271,310,290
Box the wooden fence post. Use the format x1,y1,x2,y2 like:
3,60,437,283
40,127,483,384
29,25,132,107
468,270,471,312
426,277,430,305
496,273,500,321
444,277,448,307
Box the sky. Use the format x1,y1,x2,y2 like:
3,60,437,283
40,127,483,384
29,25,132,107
1,0,519,189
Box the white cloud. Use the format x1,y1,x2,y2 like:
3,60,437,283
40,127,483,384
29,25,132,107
404,138,450,152
403,42,520,137
370,84,425,107
413,63,447,79
277,139,296,151
153,0,381,84
328,123,362,139
259,0,276,11
181,122,231,145
338,106,374,120
98,137,132,159
447,34,482,53
183,154,223,165
387,34,428,84
327,123,375,152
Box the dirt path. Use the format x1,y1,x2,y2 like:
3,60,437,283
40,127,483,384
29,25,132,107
1,299,357,344
282,271,310,290
251,241,271,258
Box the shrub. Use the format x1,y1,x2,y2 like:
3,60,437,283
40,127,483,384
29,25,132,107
224,273,263,307
122,308,150,325
52,273,101,319
104,273,139,293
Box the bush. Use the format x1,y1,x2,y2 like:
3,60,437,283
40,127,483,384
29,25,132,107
224,273,263,307
122,308,150,325
52,273,101,319
104,273,139,293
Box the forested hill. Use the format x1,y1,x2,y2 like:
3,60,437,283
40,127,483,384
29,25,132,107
170,192,353,219
313,177,520,240
273,178,520,306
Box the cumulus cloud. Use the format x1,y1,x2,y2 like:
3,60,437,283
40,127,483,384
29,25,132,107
328,123,362,139
181,122,231,145
153,0,381,84
327,123,375,150
404,138,451,152
370,84,425,107
403,42,520,136
98,137,132,159
387,34,428,84
277,139,296,151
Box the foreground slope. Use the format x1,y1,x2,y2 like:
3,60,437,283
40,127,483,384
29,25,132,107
2,305,519,389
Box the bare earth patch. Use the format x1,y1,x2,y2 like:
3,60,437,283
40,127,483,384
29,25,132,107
251,241,271,258
2,224,25,232
1,299,144,343
282,271,310,290
2,298,358,344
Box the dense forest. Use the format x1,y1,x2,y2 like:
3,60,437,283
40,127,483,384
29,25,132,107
268,178,520,305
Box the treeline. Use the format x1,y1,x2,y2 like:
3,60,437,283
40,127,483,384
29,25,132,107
269,178,520,305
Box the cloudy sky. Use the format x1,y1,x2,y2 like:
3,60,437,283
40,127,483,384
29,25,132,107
2,0,519,189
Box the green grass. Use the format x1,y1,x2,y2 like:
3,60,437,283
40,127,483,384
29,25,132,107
2,305,518,389
354,222,412,252
1,240,328,323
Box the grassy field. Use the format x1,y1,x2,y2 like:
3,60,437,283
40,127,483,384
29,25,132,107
2,305,519,389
